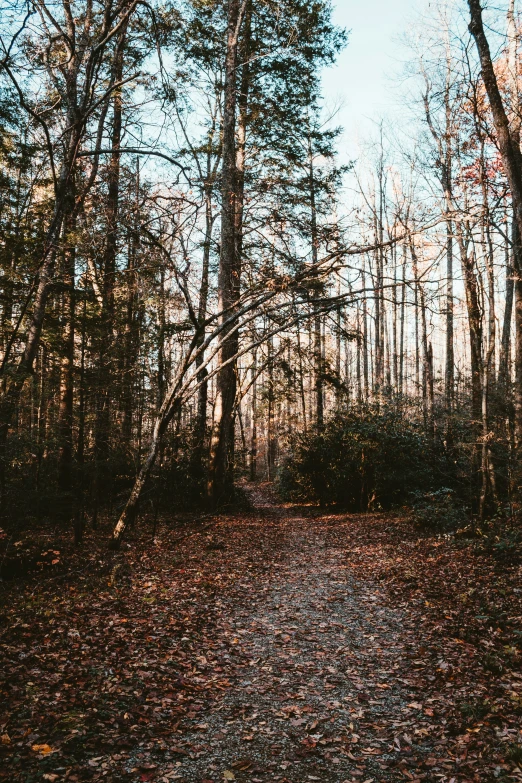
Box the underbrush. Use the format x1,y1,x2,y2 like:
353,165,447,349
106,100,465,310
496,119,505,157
278,405,467,513
0,425,211,548
411,487,468,531
473,522,522,565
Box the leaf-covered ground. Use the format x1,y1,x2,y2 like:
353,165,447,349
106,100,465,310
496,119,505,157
1,484,522,783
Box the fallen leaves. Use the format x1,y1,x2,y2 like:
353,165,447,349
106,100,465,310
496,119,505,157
31,743,53,754
1,486,521,783
230,757,253,770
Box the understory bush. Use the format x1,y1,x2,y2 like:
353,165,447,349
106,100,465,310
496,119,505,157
1,423,207,529
411,488,468,531
475,526,522,565
278,406,464,511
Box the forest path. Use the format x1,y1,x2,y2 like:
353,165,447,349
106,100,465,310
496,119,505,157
2,483,519,783
159,484,440,783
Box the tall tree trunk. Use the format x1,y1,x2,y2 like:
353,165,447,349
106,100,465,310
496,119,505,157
411,239,434,434
499,214,514,391
336,277,342,408
296,317,308,431
267,333,276,479
77,294,87,467
250,348,257,480
313,312,323,426
190,182,214,479
399,244,406,399
122,160,139,442
445,218,454,414
308,135,324,428
413,253,420,396
423,57,455,416
362,256,369,400
468,0,522,453
57,210,76,497
157,268,167,407
35,345,48,499
92,26,126,520
356,303,362,403
373,228,382,394
392,243,398,397
207,0,245,504
515,240,522,452
457,225,483,425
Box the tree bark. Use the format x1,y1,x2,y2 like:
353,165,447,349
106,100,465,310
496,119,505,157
92,24,127,518
57,210,76,496
207,0,246,504
499,214,514,392
468,0,522,257
190,182,214,478
250,348,257,480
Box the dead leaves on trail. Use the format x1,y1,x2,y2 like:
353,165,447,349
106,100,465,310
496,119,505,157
340,512,522,782
0,489,521,782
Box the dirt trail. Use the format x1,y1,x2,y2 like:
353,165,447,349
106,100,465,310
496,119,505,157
162,486,438,783
2,484,521,783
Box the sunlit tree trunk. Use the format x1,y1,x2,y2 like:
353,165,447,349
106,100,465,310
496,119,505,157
207,0,246,503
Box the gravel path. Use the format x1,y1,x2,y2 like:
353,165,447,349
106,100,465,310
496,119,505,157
164,486,437,783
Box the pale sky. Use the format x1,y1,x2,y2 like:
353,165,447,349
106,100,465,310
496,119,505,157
322,0,426,157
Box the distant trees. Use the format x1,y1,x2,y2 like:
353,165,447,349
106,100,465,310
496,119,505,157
3,0,522,547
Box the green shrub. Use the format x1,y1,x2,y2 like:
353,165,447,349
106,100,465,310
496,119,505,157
476,527,522,565
412,488,468,532
278,406,460,511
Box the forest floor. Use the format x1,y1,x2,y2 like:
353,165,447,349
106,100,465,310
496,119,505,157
1,484,522,783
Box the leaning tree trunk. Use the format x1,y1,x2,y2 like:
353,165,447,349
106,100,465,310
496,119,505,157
109,338,198,549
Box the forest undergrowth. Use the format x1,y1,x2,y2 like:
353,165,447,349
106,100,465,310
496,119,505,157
1,484,522,783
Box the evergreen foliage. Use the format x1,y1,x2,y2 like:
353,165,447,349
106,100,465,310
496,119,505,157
278,406,469,512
